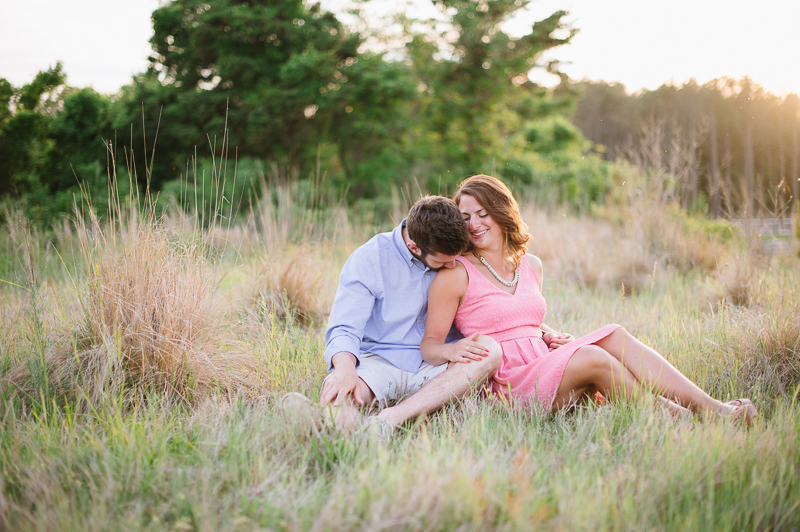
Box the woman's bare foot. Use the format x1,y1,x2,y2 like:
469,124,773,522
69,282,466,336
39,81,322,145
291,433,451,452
729,400,758,426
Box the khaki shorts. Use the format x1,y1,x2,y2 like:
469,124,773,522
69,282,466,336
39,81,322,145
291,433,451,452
325,352,448,405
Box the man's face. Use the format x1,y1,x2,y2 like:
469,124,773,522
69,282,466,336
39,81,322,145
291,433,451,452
415,250,459,271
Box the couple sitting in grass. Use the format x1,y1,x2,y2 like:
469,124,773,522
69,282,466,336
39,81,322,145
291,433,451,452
283,175,757,438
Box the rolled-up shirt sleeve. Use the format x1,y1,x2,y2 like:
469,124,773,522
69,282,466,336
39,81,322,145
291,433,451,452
324,248,380,370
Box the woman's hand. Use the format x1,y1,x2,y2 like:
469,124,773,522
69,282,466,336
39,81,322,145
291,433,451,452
443,332,490,364
543,331,575,351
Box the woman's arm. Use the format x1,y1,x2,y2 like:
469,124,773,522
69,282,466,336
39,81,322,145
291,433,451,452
421,263,489,366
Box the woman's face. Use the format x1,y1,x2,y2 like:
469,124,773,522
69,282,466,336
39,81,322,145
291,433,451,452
458,194,501,249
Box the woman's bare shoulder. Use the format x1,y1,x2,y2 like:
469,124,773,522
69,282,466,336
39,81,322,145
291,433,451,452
431,259,469,294
525,253,543,273
525,253,544,288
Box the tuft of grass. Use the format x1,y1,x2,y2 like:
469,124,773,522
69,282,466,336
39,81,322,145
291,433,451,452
702,278,800,406
247,248,338,328
4,203,258,410
718,240,771,307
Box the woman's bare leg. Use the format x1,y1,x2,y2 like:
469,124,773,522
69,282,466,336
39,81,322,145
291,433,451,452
656,396,691,415
594,328,736,417
552,345,688,415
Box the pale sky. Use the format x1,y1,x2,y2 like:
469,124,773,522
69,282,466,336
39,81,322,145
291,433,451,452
1,0,799,96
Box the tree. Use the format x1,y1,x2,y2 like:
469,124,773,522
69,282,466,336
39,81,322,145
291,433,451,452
787,93,800,214
401,0,577,187
0,64,66,197
571,77,800,216
572,81,641,161
322,55,417,197
112,0,363,188
46,88,112,192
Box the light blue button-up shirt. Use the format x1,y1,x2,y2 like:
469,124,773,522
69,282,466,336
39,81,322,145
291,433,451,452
324,220,461,373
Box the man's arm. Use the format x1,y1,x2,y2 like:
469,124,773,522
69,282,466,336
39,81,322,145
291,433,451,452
321,248,379,406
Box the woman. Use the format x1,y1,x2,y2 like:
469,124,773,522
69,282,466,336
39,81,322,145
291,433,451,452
421,174,757,422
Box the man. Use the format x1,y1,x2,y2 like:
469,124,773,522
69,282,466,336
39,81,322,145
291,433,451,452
318,195,502,435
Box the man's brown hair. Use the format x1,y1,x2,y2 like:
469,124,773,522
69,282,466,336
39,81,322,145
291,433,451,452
407,195,470,257
454,174,531,267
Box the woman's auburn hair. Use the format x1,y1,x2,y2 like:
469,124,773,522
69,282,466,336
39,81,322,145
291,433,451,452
453,174,531,267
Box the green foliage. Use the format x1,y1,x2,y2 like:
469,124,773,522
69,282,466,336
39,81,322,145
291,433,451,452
680,211,739,245
111,0,364,188
16,64,66,113
324,56,417,198
0,79,13,123
0,66,125,224
0,110,52,196
504,116,609,204
404,0,578,185
0,66,69,198
47,88,111,191
2,0,613,222
157,156,261,223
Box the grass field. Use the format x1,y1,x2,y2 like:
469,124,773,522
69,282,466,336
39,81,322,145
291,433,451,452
1,179,799,531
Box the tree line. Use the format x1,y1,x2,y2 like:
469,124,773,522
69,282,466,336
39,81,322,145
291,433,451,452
1,0,797,224
573,78,800,218
0,0,610,224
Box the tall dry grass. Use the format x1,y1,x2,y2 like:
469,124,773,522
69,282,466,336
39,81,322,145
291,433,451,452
524,162,750,296
700,264,800,404
1,164,361,411
2,163,800,530
3,198,259,410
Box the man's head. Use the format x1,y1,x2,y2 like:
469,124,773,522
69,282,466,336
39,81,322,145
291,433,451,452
406,195,470,271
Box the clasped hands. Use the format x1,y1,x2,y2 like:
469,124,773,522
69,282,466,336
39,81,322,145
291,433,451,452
543,331,575,351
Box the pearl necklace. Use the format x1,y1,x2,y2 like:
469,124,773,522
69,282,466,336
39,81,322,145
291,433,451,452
473,251,519,287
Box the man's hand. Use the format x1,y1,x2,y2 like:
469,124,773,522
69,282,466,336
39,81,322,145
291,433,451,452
543,331,575,351
320,351,364,407
443,332,490,364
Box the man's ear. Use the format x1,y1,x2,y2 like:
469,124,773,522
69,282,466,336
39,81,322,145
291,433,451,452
406,240,421,255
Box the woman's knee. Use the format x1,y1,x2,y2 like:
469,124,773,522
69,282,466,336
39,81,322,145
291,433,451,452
477,334,503,372
609,326,629,343
598,326,632,354
559,346,613,395
572,345,617,378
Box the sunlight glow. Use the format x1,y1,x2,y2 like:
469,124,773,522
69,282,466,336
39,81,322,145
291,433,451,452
2,0,799,96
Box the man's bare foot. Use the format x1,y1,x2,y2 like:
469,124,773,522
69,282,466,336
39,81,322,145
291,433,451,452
278,393,320,434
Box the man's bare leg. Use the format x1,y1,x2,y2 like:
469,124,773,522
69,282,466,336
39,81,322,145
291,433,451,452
377,335,502,426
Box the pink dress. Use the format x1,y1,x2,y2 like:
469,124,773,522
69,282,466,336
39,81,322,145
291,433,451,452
454,256,621,409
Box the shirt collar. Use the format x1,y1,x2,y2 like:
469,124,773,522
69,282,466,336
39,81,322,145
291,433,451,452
394,218,425,269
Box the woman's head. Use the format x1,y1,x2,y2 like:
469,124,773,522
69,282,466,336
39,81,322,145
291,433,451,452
454,174,531,265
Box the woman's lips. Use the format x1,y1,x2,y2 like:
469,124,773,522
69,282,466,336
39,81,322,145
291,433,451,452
471,229,487,240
